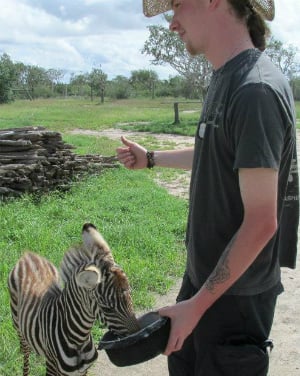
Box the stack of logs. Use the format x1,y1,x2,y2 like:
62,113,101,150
0,126,118,199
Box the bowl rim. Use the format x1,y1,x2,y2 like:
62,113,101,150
99,315,169,350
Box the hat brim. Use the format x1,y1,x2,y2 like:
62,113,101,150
142,0,274,20
253,1,275,21
143,0,171,17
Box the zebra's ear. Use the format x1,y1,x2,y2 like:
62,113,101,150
76,265,101,289
82,223,112,255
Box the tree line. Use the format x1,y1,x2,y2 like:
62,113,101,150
0,20,299,104
0,53,191,103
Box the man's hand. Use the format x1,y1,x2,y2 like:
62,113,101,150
159,298,204,356
116,136,148,169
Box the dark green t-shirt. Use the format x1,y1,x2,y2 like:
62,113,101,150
186,49,299,295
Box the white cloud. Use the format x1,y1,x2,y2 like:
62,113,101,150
271,1,300,52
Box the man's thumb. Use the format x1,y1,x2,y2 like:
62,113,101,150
121,136,133,146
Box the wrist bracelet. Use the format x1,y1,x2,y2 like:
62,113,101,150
146,151,155,169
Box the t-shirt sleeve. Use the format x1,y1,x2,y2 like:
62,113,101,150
226,83,286,170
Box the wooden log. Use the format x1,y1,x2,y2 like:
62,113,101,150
0,163,37,171
0,132,42,141
0,126,45,133
0,149,39,158
0,187,22,196
0,146,35,153
9,179,33,190
0,140,32,147
0,126,119,199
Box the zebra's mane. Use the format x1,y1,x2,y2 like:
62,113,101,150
60,243,113,284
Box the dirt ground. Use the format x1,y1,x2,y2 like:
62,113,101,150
80,128,300,376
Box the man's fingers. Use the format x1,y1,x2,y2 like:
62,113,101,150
116,146,129,153
118,150,134,162
163,334,184,356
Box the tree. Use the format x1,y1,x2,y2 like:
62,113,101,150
142,16,212,100
168,76,185,97
69,73,89,97
130,69,158,98
265,37,300,80
265,37,300,99
0,53,16,103
19,65,50,99
87,68,107,103
291,76,300,100
47,69,66,94
107,76,131,99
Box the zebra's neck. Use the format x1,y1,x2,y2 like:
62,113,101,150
52,276,98,347
35,276,99,372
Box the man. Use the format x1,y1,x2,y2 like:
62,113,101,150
117,0,299,375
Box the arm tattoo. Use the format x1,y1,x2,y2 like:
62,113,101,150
205,235,237,293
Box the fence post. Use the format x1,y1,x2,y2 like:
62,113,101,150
173,102,180,124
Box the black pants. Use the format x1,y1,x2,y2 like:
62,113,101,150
168,274,283,376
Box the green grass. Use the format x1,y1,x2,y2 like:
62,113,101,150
0,169,188,375
0,97,201,134
63,134,120,155
296,100,300,116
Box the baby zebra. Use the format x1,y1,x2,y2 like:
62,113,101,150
8,223,140,376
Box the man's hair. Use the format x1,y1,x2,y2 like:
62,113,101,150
227,0,270,51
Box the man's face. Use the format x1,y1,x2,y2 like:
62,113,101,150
169,0,210,56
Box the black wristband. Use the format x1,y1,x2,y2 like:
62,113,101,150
146,151,155,169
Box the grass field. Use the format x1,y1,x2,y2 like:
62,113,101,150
0,97,201,135
0,97,299,375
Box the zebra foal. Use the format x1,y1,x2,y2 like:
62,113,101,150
8,223,140,376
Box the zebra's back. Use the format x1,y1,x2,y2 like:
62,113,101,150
8,251,60,353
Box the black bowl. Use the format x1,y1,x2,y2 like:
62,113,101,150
98,311,171,367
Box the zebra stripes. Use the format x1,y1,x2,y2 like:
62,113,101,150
8,223,140,376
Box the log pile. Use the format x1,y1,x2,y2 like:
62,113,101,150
0,126,118,199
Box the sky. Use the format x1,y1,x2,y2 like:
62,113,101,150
0,0,299,81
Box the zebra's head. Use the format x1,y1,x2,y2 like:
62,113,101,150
75,223,140,335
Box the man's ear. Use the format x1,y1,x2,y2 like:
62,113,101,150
76,265,101,289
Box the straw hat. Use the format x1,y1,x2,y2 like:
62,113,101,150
143,0,275,21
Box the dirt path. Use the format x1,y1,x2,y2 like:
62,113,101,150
69,128,195,149
86,128,300,376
